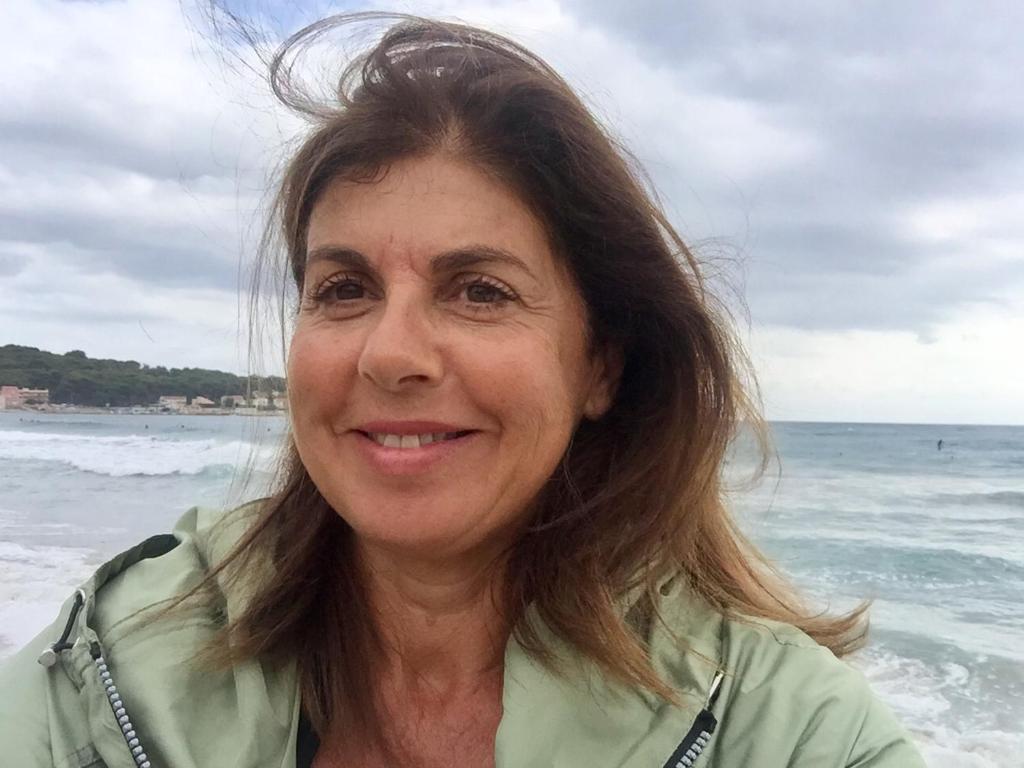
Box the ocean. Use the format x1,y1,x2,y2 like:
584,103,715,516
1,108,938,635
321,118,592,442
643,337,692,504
1,412,1021,766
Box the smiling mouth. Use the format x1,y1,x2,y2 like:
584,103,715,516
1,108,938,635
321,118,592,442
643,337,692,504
356,430,475,449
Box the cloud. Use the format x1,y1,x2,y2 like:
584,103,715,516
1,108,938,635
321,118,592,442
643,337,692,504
0,0,298,287
0,164,250,288
0,0,302,371
746,298,1024,425
1,239,248,371
0,250,29,277
547,0,1024,337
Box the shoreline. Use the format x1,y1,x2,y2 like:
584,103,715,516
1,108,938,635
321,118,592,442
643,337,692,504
1,406,287,417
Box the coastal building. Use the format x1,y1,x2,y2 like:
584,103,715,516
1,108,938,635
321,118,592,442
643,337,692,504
158,395,187,412
220,394,247,408
0,386,49,408
191,396,216,408
0,385,20,409
19,388,49,405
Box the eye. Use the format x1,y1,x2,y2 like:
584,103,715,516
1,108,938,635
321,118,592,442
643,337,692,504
302,272,376,318
308,273,366,303
466,282,507,303
324,279,364,301
454,275,517,311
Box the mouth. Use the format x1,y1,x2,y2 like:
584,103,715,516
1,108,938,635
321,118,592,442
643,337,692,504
355,429,476,449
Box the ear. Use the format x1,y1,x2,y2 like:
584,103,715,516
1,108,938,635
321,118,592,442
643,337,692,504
582,344,624,421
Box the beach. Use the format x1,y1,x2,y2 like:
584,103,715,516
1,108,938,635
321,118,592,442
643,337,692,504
1,412,1021,766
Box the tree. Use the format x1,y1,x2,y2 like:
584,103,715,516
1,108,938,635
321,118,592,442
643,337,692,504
0,345,285,406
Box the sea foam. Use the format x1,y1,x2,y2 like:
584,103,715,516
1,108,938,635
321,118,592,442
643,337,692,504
0,429,277,477
0,540,97,653
859,650,1024,768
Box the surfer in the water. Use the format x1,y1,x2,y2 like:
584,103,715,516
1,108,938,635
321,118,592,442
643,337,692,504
0,13,927,768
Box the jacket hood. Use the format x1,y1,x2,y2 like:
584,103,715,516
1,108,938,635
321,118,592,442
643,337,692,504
27,505,302,768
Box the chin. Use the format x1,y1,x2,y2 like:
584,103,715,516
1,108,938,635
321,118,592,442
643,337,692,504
340,499,497,558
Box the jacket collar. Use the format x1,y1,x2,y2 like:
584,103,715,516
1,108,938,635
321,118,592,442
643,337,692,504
45,507,725,768
495,578,725,768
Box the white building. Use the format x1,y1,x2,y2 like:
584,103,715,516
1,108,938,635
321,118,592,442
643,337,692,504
19,387,49,405
158,395,187,411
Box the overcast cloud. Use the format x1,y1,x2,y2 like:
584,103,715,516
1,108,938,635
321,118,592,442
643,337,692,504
2,0,1022,423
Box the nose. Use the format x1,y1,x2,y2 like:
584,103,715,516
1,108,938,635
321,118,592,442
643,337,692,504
357,293,444,393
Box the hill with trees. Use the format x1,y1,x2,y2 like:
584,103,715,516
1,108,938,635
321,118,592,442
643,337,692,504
0,345,285,407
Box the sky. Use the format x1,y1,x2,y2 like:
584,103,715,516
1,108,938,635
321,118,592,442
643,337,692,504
2,0,1022,424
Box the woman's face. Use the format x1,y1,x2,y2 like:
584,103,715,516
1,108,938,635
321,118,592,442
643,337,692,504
288,154,616,562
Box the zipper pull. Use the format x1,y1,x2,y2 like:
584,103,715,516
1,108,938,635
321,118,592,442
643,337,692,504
38,589,86,667
705,669,724,709
661,669,726,768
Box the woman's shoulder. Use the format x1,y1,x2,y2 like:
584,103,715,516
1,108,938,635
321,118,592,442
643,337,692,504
0,501,295,768
0,501,261,687
653,582,925,767
89,501,263,627
0,501,259,666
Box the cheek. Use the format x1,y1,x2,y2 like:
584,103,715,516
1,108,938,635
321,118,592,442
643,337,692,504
286,332,318,405
476,334,586,437
287,326,354,415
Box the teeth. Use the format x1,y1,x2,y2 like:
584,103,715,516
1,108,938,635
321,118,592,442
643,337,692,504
370,432,463,448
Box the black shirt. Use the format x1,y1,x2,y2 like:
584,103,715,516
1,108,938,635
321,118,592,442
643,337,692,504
296,711,320,768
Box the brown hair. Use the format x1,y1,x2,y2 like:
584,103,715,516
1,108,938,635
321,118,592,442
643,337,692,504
194,10,866,755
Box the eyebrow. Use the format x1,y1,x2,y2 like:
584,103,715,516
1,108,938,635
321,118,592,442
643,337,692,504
304,244,538,282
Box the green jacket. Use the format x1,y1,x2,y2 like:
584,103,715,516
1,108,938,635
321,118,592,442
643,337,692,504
0,506,924,768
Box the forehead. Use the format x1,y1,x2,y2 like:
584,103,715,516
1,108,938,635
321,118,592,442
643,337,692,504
305,155,554,271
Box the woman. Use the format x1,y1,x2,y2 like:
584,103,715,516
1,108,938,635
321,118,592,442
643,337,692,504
0,13,924,768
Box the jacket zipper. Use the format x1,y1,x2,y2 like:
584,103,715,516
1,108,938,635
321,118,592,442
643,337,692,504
37,591,155,766
90,641,154,768
660,670,724,768
35,536,185,767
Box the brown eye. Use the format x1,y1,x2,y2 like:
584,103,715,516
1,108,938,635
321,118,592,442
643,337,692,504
328,280,364,301
309,274,367,305
466,282,506,303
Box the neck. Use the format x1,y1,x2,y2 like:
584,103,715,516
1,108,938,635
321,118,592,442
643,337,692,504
357,539,510,703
